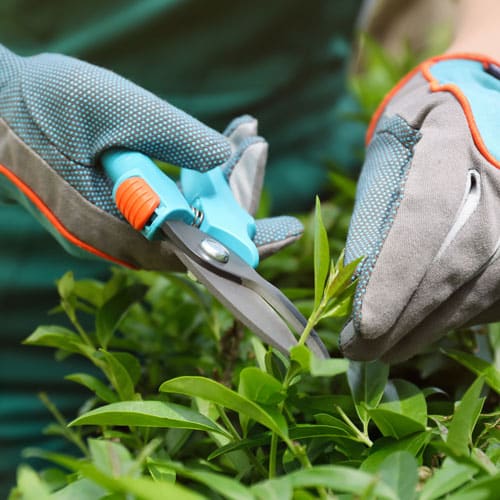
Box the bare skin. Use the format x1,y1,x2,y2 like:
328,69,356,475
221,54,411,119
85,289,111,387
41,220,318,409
446,0,500,60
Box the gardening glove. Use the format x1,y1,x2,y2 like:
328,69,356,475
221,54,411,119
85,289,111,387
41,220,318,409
0,45,302,270
340,54,500,362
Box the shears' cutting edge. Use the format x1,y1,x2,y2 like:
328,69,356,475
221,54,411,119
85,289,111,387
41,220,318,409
162,220,329,359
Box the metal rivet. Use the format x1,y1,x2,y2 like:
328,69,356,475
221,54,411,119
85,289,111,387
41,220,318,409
200,238,230,263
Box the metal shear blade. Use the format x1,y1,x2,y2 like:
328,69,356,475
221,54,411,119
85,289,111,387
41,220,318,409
162,220,329,359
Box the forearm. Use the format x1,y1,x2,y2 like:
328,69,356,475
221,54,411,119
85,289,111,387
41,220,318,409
446,0,500,60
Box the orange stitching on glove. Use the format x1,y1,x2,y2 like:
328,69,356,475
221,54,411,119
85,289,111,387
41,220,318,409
366,53,500,162
421,57,500,170
0,163,134,268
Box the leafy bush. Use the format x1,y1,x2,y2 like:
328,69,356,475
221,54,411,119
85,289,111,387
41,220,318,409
9,195,500,499
8,36,500,499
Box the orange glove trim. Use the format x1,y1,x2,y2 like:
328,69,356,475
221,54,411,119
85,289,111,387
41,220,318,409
366,53,500,169
0,163,133,268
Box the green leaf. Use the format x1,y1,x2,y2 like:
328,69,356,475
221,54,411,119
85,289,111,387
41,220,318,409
95,350,137,401
147,459,176,484
311,357,350,377
323,256,362,304
471,446,498,474
238,367,284,405
16,466,51,500
314,413,359,435
252,477,292,500
23,326,90,355
207,421,359,461
447,377,485,456
250,337,268,372
160,376,288,438
253,465,397,500
38,467,67,492
419,457,479,500
290,345,310,372
319,281,356,320
368,379,427,439
70,400,228,436
488,322,500,372
96,284,147,348
378,451,418,500
361,431,431,472
313,196,330,310
112,352,142,386
164,461,255,500
88,438,134,476
422,386,448,399
446,350,500,395
207,434,271,461
65,373,118,403
289,424,359,441
446,472,500,500
31,451,203,500
73,279,105,307
101,269,128,303
347,360,389,425
57,271,75,301
47,478,106,499
290,345,349,377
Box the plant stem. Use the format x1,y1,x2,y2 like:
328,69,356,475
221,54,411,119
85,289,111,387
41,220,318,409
269,432,278,478
216,405,268,479
63,301,95,348
217,405,241,441
296,272,333,348
278,367,328,499
132,437,163,473
297,313,319,347
336,405,373,447
39,392,89,458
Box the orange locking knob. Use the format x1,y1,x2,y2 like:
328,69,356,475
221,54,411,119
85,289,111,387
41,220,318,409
115,177,160,230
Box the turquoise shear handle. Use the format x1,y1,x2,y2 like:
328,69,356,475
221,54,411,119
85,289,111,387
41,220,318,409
101,150,193,238
181,168,258,268
101,149,259,268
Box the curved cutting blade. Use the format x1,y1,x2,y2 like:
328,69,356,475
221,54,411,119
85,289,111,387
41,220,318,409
162,220,329,358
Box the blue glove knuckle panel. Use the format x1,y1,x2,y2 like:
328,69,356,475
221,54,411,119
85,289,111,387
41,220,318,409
429,59,500,162
346,115,421,330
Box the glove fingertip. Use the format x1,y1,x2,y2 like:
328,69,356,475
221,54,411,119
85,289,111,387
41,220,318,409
254,216,303,259
223,114,257,139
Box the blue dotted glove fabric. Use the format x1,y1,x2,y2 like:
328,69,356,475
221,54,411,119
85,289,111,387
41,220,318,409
0,45,230,215
254,216,303,248
346,115,421,331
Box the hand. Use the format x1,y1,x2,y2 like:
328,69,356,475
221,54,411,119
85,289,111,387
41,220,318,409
340,53,500,362
0,46,302,269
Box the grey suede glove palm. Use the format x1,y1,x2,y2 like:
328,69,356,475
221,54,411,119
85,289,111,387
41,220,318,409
340,54,500,362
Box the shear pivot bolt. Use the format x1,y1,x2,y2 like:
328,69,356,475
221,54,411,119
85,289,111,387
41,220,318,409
200,238,230,263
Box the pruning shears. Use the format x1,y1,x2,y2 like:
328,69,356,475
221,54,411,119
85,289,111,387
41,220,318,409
102,150,329,359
